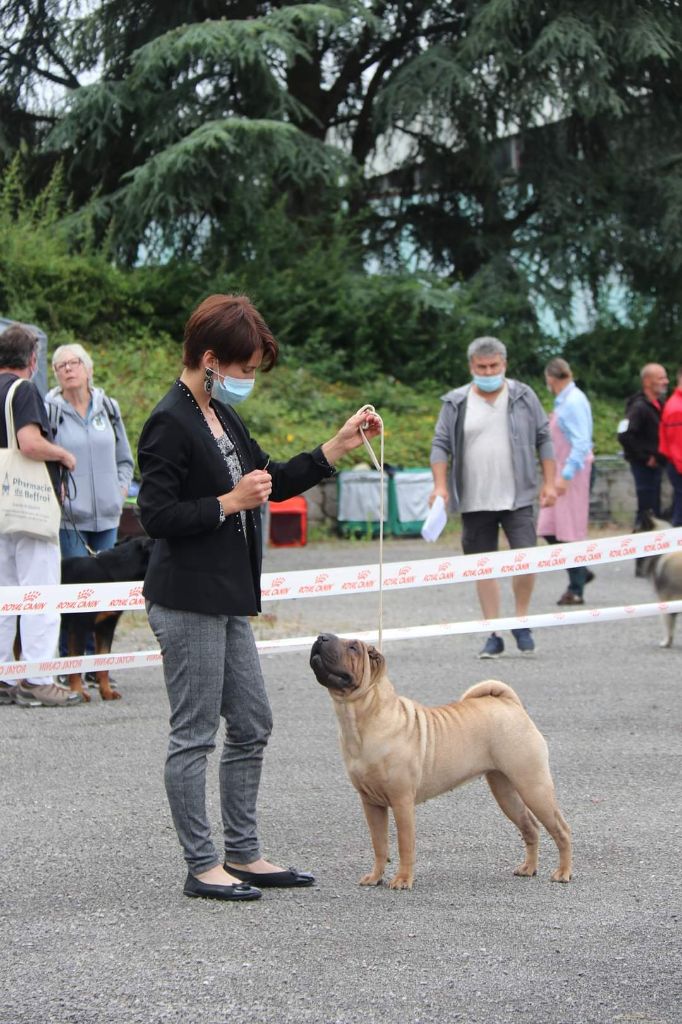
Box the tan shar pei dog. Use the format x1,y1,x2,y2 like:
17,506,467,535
310,633,572,890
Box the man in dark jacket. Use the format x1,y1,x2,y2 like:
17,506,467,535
618,363,668,527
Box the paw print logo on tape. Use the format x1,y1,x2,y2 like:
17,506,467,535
22,590,41,601
477,556,490,567
437,561,451,572
314,573,329,584
357,569,371,580
77,588,95,600
271,577,285,587
398,565,411,576
514,551,527,563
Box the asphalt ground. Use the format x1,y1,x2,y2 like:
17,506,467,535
1,532,680,1024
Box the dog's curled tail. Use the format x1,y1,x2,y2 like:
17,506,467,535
460,680,523,706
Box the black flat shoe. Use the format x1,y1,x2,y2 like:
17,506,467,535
224,864,315,888
183,873,262,901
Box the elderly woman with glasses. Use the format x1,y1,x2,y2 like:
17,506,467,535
45,343,134,560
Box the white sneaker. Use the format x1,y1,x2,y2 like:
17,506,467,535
15,681,83,707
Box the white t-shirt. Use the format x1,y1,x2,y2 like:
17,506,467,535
460,384,515,512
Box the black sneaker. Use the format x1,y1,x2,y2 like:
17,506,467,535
511,628,535,655
478,633,504,659
84,671,118,690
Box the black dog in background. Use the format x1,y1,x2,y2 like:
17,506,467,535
60,536,153,701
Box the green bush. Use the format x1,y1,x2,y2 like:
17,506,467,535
0,161,625,468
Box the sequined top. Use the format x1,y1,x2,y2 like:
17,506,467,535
215,431,247,534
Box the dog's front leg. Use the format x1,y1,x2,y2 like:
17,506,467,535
388,797,416,890
65,620,90,702
94,613,122,700
67,672,89,701
359,799,389,885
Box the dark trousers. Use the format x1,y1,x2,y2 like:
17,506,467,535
667,465,682,526
542,534,587,596
629,463,662,526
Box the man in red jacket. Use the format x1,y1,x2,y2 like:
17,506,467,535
659,366,682,527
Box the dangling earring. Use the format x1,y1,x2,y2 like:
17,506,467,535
203,366,214,393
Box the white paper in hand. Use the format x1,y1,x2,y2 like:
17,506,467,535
421,495,447,542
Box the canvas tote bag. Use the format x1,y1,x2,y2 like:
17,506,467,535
0,378,61,542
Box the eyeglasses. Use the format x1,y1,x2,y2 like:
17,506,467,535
54,358,83,372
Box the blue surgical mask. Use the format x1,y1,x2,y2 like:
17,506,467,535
212,370,255,405
473,373,504,393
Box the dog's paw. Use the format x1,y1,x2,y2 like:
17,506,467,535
550,868,572,883
513,862,538,878
659,638,673,648
387,874,413,890
101,689,122,701
358,872,384,886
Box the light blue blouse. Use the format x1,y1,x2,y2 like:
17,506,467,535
554,381,593,480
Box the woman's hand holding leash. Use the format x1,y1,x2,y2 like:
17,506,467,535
320,408,382,466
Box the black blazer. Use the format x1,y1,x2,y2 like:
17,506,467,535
137,382,335,615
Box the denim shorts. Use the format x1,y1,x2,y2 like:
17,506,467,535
460,506,536,555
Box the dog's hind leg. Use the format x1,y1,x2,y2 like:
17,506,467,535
486,770,540,878
660,612,676,648
512,778,572,883
359,799,390,887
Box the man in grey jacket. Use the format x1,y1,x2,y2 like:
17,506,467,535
430,336,556,658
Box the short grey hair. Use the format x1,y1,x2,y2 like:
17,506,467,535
467,336,507,361
52,342,94,382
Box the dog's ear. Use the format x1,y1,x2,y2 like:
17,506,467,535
367,645,385,675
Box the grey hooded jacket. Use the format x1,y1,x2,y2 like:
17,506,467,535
45,386,134,532
430,379,554,513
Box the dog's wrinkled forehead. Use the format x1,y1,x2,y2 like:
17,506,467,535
347,637,384,679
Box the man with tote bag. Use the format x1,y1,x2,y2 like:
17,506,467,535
0,324,81,707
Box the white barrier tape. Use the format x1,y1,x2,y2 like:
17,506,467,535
2,528,682,616
256,598,682,652
4,598,682,677
0,650,162,679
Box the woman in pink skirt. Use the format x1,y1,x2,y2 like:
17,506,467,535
537,358,594,605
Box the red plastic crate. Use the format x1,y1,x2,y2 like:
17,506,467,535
269,496,307,547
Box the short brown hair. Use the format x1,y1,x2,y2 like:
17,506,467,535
545,357,572,380
0,323,38,369
182,294,278,371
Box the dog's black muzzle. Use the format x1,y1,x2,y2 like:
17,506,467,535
310,634,356,691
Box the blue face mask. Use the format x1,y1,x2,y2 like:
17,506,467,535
473,373,504,393
212,371,255,405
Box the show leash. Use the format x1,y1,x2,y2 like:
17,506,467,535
60,466,98,557
356,404,385,650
